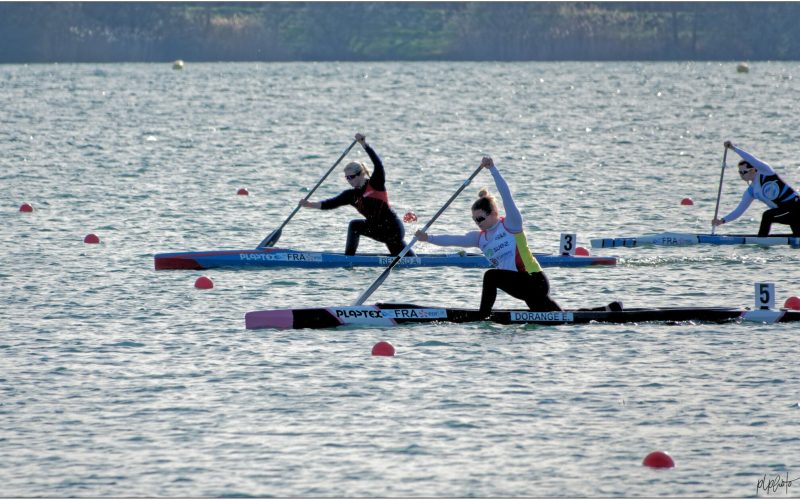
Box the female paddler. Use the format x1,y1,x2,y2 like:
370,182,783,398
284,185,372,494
300,133,413,256
415,156,621,319
712,140,800,236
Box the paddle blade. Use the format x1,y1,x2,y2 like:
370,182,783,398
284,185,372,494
258,228,282,248
256,139,357,249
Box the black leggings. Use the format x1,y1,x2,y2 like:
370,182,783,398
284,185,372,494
345,219,414,256
758,199,800,236
479,269,561,317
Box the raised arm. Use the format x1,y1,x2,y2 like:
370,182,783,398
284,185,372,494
483,157,523,232
726,141,777,176
357,133,386,189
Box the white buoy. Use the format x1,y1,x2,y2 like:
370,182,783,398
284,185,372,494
737,62,749,73
173,59,185,70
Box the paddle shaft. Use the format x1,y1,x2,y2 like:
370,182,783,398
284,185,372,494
352,164,485,306
257,140,358,248
711,147,728,235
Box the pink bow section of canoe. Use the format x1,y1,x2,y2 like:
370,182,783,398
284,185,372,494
245,310,295,329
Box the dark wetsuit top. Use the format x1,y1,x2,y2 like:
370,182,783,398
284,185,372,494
319,144,403,236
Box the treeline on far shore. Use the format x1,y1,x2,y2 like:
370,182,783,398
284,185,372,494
2,2,800,63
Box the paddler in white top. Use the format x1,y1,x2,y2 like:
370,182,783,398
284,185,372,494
713,140,800,236
416,156,620,319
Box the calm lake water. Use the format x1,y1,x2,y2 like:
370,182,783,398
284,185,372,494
2,61,800,497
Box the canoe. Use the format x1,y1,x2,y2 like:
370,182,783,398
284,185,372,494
154,247,617,270
590,232,800,249
245,302,800,330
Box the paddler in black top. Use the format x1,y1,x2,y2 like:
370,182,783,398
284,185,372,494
300,133,413,256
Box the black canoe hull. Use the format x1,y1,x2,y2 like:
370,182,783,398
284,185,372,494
245,303,800,330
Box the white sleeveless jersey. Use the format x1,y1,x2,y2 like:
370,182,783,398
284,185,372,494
722,146,799,222
479,217,542,273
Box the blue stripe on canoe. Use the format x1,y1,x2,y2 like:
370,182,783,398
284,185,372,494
591,233,800,248
154,248,617,270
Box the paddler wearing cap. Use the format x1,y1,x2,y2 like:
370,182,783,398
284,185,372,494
712,141,800,236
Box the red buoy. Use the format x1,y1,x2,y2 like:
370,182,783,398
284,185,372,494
403,211,417,223
574,246,590,256
372,341,395,357
237,188,249,196
194,276,214,289
83,233,100,244
680,197,694,206
784,296,800,311
19,203,33,212
642,451,675,468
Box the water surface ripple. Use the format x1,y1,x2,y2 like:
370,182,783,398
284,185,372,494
2,62,800,497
